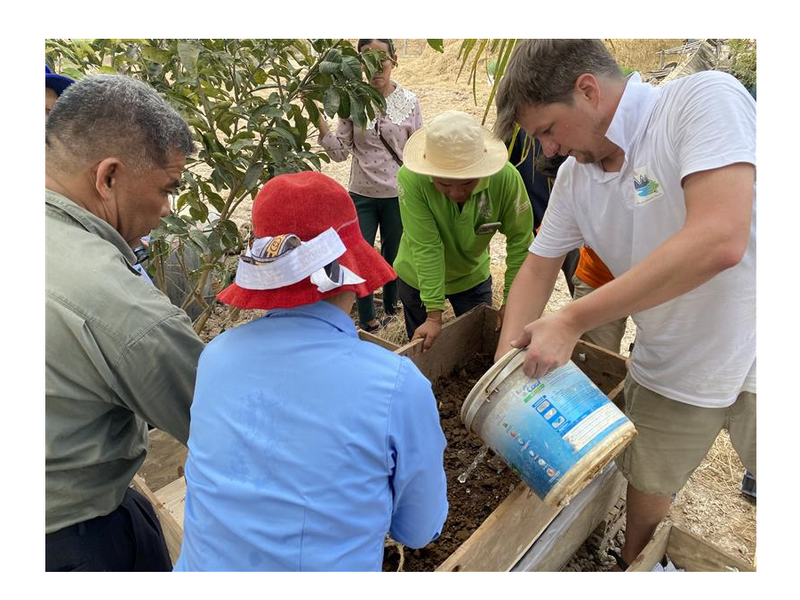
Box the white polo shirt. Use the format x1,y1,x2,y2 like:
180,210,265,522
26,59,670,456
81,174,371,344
532,71,756,408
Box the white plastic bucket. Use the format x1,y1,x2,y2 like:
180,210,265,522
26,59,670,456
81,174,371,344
462,348,636,507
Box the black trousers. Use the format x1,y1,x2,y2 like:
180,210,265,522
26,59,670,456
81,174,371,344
46,487,172,571
398,276,493,340
350,193,403,324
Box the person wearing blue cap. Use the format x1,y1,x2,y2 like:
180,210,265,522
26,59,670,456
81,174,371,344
45,64,74,118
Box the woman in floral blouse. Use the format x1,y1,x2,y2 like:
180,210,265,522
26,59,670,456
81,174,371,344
317,39,422,332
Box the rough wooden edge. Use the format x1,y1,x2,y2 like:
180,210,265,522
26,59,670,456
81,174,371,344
512,466,626,572
627,519,672,572
131,474,184,566
154,477,188,529
357,329,401,352
571,340,628,395
479,304,500,355
435,483,560,572
667,525,755,572
394,305,489,381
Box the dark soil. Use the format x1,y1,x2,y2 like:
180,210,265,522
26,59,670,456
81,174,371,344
382,353,522,571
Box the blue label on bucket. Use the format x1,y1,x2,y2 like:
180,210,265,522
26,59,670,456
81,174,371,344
480,361,628,499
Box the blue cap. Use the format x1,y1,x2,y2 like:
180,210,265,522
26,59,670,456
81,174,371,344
45,64,74,96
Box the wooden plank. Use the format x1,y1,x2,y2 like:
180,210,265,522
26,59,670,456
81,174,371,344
479,304,500,355
627,519,673,572
607,379,626,410
395,305,489,382
513,466,627,572
154,477,188,529
357,329,400,352
571,340,628,395
667,525,755,572
436,483,560,572
131,474,184,566
137,429,187,493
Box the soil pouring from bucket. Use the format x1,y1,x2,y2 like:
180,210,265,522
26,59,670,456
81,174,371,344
462,348,636,508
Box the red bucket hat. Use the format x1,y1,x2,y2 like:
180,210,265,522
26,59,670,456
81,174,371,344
217,171,396,310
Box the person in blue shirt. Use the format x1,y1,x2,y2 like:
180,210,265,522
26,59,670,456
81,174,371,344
175,171,448,571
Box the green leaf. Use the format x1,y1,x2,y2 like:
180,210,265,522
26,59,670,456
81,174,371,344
206,193,226,214
349,92,365,129
427,39,445,53
323,87,340,117
177,40,201,76
341,55,361,80
483,39,517,125
188,230,210,254
253,67,268,85
246,104,273,129
337,90,350,119
162,215,189,235
61,67,85,80
184,171,200,193
269,126,299,149
176,189,196,211
241,162,264,194
141,46,171,64
304,98,320,127
229,136,256,154
319,61,338,76
189,201,209,222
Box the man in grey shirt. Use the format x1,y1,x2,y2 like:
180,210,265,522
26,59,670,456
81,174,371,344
45,74,204,571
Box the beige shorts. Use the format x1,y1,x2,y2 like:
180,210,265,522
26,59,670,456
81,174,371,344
614,373,756,496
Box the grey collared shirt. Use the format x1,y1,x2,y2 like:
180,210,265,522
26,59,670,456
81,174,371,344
45,189,204,533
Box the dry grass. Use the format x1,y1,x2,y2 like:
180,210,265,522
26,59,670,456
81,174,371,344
670,431,756,565
604,39,684,72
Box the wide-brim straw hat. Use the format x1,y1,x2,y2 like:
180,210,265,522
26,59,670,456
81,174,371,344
217,172,396,311
403,110,508,179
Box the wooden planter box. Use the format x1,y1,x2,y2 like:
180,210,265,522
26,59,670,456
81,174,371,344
627,519,755,572
137,304,631,571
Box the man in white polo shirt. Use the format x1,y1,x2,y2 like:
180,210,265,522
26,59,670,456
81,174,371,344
494,40,755,570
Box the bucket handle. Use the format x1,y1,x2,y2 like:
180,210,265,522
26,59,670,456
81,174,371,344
484,347,527,401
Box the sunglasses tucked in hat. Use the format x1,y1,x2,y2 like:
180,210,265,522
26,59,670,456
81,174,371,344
45,65,74,96
403,110,508,179
217,171,396,311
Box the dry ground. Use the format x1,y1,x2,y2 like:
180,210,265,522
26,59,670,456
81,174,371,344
210,40,755,568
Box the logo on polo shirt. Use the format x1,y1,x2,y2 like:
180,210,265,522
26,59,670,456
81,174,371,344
632,166,664,205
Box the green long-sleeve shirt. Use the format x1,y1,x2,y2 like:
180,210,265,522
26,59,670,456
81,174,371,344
393,162,534,312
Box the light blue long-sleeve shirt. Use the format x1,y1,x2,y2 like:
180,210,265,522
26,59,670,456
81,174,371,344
175,300,448,571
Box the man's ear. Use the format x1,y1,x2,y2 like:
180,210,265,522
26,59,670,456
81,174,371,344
94,157,123,202
575,73,601,107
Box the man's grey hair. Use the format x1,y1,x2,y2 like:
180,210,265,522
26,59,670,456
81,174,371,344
46,74,195,172
495,39,623,140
